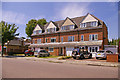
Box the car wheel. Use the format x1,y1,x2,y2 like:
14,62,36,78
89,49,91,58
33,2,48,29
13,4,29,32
37,55,40,58
76,56,79,60
80,55,84,60
96,57,99,59
72,56,76,59
89,55,92,59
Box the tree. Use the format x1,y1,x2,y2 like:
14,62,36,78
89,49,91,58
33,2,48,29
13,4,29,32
25,18,47,37
26,19,37,37
37,18,47,26
0,21,19,56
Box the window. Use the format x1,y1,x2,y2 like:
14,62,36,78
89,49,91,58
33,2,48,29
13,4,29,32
46,28,56,33
80,21,97,28
48,47,54,52
61,25,74,30
46,29,50,33
51,38,56,43
94,34,98,40
33,40,35,44
61,37,63,42
91,21,97,27
33,31,36,34
80,23,86,28
45,38,47,43
68,36,74,42
89,35,92,41
89,34,98,41
89,47,99,52
37,39,41,44
33,30,42,35
81,35,84,41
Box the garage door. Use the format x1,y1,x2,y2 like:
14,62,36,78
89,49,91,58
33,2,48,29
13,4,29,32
66,47,74,56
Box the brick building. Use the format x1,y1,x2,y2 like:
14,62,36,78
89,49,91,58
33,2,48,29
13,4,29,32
30,13,108,57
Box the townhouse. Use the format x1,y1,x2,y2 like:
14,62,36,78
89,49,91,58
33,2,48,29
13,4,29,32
30,13,108,57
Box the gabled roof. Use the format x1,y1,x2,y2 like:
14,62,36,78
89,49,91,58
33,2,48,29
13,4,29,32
33,24,44,31
44,13,103,31
44,21,59,29
60,17,76,27
81,13,103,24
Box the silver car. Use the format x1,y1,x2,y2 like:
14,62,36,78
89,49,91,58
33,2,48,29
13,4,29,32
96,50,113,59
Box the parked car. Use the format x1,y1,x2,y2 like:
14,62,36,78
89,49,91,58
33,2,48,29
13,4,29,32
95,50,113,59
24,50,34,56
72,48,92,60
36,49,50,57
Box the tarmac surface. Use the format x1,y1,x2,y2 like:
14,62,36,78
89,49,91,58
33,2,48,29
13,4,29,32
2,57,118,78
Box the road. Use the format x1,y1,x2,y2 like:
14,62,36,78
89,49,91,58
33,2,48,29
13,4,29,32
2,58,118,78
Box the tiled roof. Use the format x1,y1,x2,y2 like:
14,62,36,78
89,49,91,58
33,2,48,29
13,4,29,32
32,13,104,36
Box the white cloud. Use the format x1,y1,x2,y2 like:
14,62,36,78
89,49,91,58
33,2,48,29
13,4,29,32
55,3,90,20
2,10,27,24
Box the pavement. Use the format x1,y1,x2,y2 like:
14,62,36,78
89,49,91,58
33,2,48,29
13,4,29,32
3,56,119,67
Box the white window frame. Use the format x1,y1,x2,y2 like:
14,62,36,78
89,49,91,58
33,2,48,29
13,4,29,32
48,47,54,52
68,36,74,42
61,37,63,42
37,39,41,44
88,46,99,52
94,34,98,40
51,38,56,43
89,34,98,41
81,35,84,41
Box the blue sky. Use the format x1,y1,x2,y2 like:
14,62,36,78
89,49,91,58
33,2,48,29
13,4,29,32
2,2,118,40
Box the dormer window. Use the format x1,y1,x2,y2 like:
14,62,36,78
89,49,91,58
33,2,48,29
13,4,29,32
80,21,97,28
33,30,42,35
46,28,56,33
61,25,74,30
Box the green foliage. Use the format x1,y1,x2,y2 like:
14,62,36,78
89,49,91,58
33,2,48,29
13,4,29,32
0,21,19,56
25,18,47,37
26,19,37,37
37,18,47,26
108,39,120,45
1,21,19,46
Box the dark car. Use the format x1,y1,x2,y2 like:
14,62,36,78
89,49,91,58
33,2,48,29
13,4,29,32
37,50,50,57
72,48,92,60
24,50,34,56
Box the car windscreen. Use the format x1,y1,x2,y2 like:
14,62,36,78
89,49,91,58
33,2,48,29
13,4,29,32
40,50,47,53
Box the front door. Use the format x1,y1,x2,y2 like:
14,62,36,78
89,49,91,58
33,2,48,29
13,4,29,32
59,47,63,56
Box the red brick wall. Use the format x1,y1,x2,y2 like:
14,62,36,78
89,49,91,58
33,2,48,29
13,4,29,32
31,28,105,44
60,31,78,42
45,34,59,43
44,47,59,56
